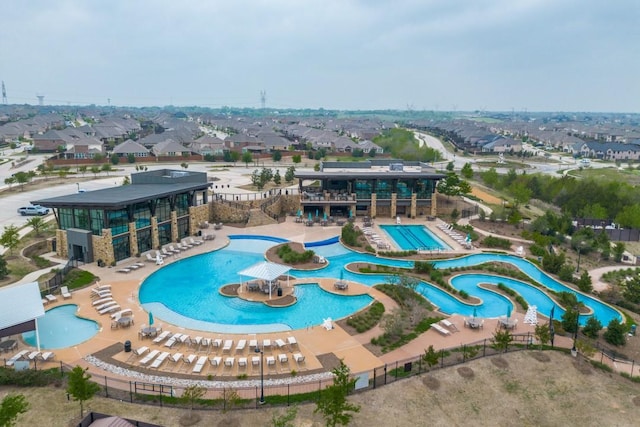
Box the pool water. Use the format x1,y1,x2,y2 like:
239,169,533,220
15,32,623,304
23,304,99,349
139,237,622,334
380,225,449,251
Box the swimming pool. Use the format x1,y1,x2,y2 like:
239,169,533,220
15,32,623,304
23,304,100,349
380,225,449,251
139,237,621,333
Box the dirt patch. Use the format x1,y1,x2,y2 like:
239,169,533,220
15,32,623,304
316,353,342,371
179,413,201,426
530,352,551,363
490,356,509,369
457,366,475,379
573,360,593,375
633,396,640,407
471,186,503,205
422,375,441,390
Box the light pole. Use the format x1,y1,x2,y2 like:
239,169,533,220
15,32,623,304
75,182,80,193
254,346,265,404
571,305,580,357
576,241,585,272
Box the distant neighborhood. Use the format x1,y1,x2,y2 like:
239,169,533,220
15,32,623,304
1,106,640,163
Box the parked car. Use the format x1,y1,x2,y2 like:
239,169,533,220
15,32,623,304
17,205,49,216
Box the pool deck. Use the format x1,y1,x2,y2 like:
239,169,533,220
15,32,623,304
15,216,540,385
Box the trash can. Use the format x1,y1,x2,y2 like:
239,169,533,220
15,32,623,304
124,340,131,352
277,287,283,297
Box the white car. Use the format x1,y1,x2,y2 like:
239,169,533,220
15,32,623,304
17,205,49,216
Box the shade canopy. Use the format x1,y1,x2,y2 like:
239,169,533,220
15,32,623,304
0,282,45,338
238,261,291,282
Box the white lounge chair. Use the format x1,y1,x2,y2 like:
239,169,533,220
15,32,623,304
98,304,120,315
145,253,156,262
224,357,235,370
133,346,149,356
168,245,182,253
161,248,173,257
238,357,247,370
235,339,246,353
95,301,118,311
209,356,222,368
189,237,203,246
275,338,287,350
262,339,272,351
93,284,112,293
92,297,114,306
287,336,298,349
153,330,171,344
432,323,451,336
140,349,160,365
39,351,54,361
212,338,222,349
193,355,208,373
293,352,305,368
111,308,134,320
149,351,170,369
91,290,112,299
165,333,182,348
27,351,41,360
200,338,211,353
7,350,29,366
265,355,276,372
176,242,190,251
222,339,233,353
278,353,288,364
181,354,197,372
251,356,261,371
45,294,57,303
61,286,72,299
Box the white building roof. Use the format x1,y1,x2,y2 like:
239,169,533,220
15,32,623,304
0,282,45,331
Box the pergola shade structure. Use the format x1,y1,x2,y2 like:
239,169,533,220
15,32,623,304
238,261,291,299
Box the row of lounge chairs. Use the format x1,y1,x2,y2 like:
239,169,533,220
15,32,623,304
42,286,72,305
150,332,299,355
144,238,205,263
6,349,55,366
362,227,391,250
437,223,470,247
117,262,145,274
131,347,305,374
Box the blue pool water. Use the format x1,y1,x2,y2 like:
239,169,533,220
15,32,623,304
380,225,450,251
139,237,622,333
23,305,99,349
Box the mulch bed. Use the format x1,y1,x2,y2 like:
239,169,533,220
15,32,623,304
219,284,240,296
457,366,475,379
491,356,509,369
264,295,297,307
573,360,593,375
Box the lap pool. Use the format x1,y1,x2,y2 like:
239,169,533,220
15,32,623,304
380,224,450,251
138,236,621,334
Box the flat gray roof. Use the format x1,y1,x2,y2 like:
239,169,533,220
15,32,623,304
33,182,211,209
295,171,445,180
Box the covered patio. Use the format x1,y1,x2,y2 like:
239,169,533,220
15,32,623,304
238,261,291,299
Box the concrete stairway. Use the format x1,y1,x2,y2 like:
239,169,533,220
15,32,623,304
246,208,279,228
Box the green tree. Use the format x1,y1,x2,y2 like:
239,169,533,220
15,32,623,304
66,366,100,418
13,171,31,191
242,151,253,167
127,153,136,164
0,393,29,427
623,276,640,304
101,163,112,175
180,162,189,169
422,345,439,370
561,307,579,334
576,270,593,293
446,161,454,171
314,360,361,427
110,153,120,165
603,318,627,346
492,329,513,353
582,316,602,339
613,242,626,263
272,150,282,162
251,169,261,188
461,162,473,179
230,151,241,164
270,406,298,427
3,177,15,189
0,225,20,255
273,169,281,185
437,172,471,200
292,154,301,164
0,255,8,279
26,216,48,237
122,176,131,185
285,166,296,183
480,167,499,188
223,151,233,162
90,165,100,177
180,385,205,424
534,324,550,350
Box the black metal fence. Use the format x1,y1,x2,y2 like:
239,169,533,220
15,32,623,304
40,258,78,296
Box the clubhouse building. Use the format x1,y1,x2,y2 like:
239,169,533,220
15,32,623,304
33,169,211,266
295,160,445,219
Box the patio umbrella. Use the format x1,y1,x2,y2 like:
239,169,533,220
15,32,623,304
308,212,312,222
472,307,477,318
348,209,352,218
506,304,511,319
148,312,154,326
340,270,344,281
315,209,319,218
297,209,302,217
324,212,328,221
466,233,472,242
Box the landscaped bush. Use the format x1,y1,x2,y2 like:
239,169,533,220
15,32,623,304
63,269,97,290
375,284,433,310
276,244,315,264
414,261,434,274
0,367,62,387
378,250,417,258
529,244,547,257
346,302,385,333
341,222,361,246
482,236,512,249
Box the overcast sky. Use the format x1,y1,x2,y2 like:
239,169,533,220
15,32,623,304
1,0,639,112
